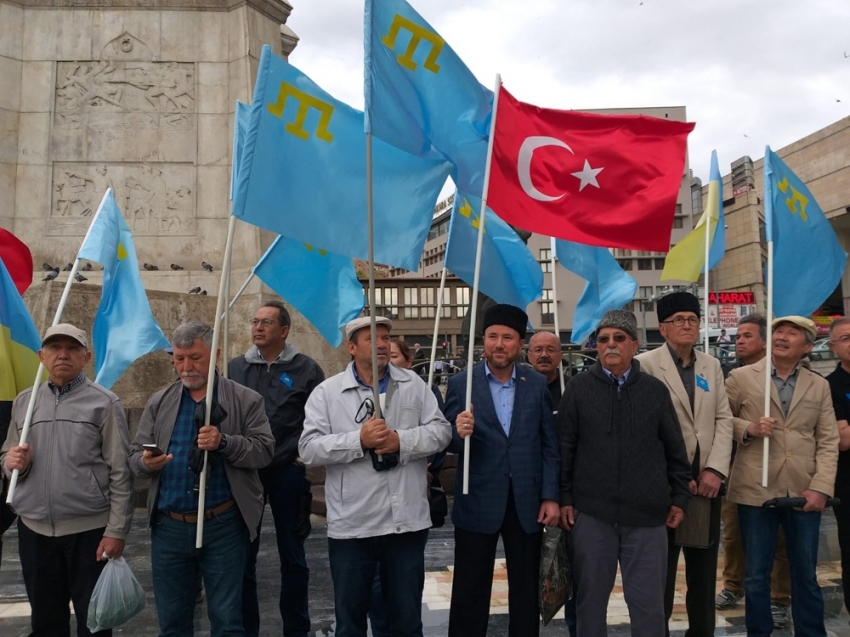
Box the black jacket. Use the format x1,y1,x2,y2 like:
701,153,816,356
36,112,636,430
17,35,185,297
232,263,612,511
228,345,325,468
557,359,691,527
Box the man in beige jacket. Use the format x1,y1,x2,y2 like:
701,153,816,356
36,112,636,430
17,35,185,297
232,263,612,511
636,291,733,637
726,315,838,636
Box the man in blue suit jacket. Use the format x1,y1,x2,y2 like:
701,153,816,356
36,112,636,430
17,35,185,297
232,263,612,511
444,304,560,637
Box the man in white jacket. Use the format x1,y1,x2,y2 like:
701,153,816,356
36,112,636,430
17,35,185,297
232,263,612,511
299,316,451,637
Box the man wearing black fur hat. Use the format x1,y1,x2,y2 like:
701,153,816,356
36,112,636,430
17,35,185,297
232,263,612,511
637,292,734,636
444,304,560,637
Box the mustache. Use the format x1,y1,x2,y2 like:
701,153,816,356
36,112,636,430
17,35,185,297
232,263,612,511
536,356,552,364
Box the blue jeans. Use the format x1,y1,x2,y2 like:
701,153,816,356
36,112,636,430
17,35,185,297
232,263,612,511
151,506,250,637
242,463,311,637
737,504,825,637
328,530,428,637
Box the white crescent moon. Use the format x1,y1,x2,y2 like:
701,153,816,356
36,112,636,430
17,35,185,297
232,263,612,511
517,136,574,202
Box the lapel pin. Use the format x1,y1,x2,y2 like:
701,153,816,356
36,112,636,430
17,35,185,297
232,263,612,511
520,376,526,381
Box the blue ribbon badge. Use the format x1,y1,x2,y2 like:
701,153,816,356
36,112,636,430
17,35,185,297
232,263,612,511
696,375,710,392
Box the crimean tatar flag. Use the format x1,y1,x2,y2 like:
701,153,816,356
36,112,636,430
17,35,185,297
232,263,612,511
0,257,40,401
764,146,848,317
661,150,725,281
77,190,170,389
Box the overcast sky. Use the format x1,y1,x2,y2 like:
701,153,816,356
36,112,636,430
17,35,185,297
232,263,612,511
285,0,850,186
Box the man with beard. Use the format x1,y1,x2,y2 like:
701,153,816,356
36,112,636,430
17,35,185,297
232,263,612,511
527,331,569,407
299,316,451,637
636,291,733,637
445,304,560,637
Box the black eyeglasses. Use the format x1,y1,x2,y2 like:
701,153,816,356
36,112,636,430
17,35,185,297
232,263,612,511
597,334,630,344
250,319,275,327
355,397,375,424
661,316,700,327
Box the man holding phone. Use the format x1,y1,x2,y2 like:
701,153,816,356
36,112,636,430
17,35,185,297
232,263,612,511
129,321,274,635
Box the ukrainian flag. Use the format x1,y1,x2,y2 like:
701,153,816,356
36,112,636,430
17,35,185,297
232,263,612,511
661,151,725,282
0,258,40,401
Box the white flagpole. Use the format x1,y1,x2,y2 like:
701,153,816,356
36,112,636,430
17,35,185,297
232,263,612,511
704,208,711,355
196,214,237,548
550,237,565,394
427,267,448,387
762,240,774,487
365,133,383,428
220,272,255,321
462,73,503,495
222,262,232,380
7,188,113,505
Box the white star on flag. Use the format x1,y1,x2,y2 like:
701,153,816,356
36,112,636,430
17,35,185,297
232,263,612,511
571,159,604,192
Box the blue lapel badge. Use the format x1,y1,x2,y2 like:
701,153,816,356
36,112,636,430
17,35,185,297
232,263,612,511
280,372,294,388
696,375,709,392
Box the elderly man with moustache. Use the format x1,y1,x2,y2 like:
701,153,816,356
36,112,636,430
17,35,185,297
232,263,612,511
726,316,838,636
559,309,691,635
445,304,560,637
527,331,570,407
130,321,275,636
636,291,734,637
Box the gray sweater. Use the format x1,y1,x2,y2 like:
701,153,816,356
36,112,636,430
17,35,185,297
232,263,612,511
557,360,691,527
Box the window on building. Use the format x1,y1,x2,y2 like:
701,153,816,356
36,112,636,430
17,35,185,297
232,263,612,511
614,248,633,258
441,286,451,318
621,300,636,312
374,287,398,319
672,217,684,229
639,286,653,299
617,259,633,271
676,203,682,215
638,259,653,270
403,288,419,319
541,289,554,324
655,258,666,270
456,286,470,318
540,260,552,273
420,287,436,319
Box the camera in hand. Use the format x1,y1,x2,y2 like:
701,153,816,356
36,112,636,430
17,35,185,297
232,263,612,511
369,449,399,471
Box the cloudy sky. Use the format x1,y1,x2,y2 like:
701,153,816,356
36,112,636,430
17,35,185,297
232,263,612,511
285,0,850,184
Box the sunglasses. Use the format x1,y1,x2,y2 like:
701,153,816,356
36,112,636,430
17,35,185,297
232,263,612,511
597,334,630,344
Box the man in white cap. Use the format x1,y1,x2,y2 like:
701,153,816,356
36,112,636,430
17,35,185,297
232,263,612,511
1,323,134,637
726,315,838,636
299,316,451,637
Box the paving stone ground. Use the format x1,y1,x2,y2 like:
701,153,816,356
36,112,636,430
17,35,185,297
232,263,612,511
1,508,848,635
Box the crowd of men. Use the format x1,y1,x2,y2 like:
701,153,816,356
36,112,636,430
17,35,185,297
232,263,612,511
0,291,848,637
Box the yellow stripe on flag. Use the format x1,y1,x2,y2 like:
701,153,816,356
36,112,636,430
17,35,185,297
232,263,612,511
661,180,720,282
0,324,40,401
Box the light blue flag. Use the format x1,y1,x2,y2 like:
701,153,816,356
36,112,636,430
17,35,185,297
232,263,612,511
707,150,725,270
232,45,452,272
230,101,251,201
254,237,365,348
365,0,493,194
77,190,170,389
554,240,638,345
445,191,542,309
764,146,848,317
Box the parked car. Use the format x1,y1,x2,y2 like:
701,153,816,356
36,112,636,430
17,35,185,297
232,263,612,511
809,338,838,376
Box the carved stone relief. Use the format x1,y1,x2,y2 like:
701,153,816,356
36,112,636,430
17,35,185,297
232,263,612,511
52,60,196,163
101,31,154,62
49,163,196,237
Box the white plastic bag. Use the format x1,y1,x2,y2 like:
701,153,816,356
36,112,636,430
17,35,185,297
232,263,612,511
87,556,146,632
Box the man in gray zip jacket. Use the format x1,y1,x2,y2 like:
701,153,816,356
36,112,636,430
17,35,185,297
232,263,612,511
1,323,134,637
299,316,451,637
129,321,274,636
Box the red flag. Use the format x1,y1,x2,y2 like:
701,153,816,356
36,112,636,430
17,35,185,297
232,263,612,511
0,228,33,295
487,87,695,252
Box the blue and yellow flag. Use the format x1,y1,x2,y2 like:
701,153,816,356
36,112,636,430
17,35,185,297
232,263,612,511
555,240,638,345
0,258,40,401
764,147,847,316
365,0,493,195
230,101,251,201
661,150,725,282
253,237,365,348
444,191,542,309
232,45,452,272
77,190,170,389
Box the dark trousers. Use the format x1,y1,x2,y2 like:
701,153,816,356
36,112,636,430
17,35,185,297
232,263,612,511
835,482,850,616
242,462,311,637
448,491,543,637
663,530,719,637
328,529,428,637
18,521,110,637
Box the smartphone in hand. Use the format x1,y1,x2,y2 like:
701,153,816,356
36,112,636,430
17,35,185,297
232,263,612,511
142,443,165,457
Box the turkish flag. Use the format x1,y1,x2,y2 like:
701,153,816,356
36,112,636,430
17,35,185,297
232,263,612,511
0,228,33,295
487,87,695,252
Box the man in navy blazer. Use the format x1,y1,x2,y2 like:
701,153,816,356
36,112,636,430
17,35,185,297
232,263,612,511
444,304,560,637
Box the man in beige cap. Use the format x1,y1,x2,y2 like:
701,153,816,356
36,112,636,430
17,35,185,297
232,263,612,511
1,323,134,637
299,315,451,637
726,315,839,636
